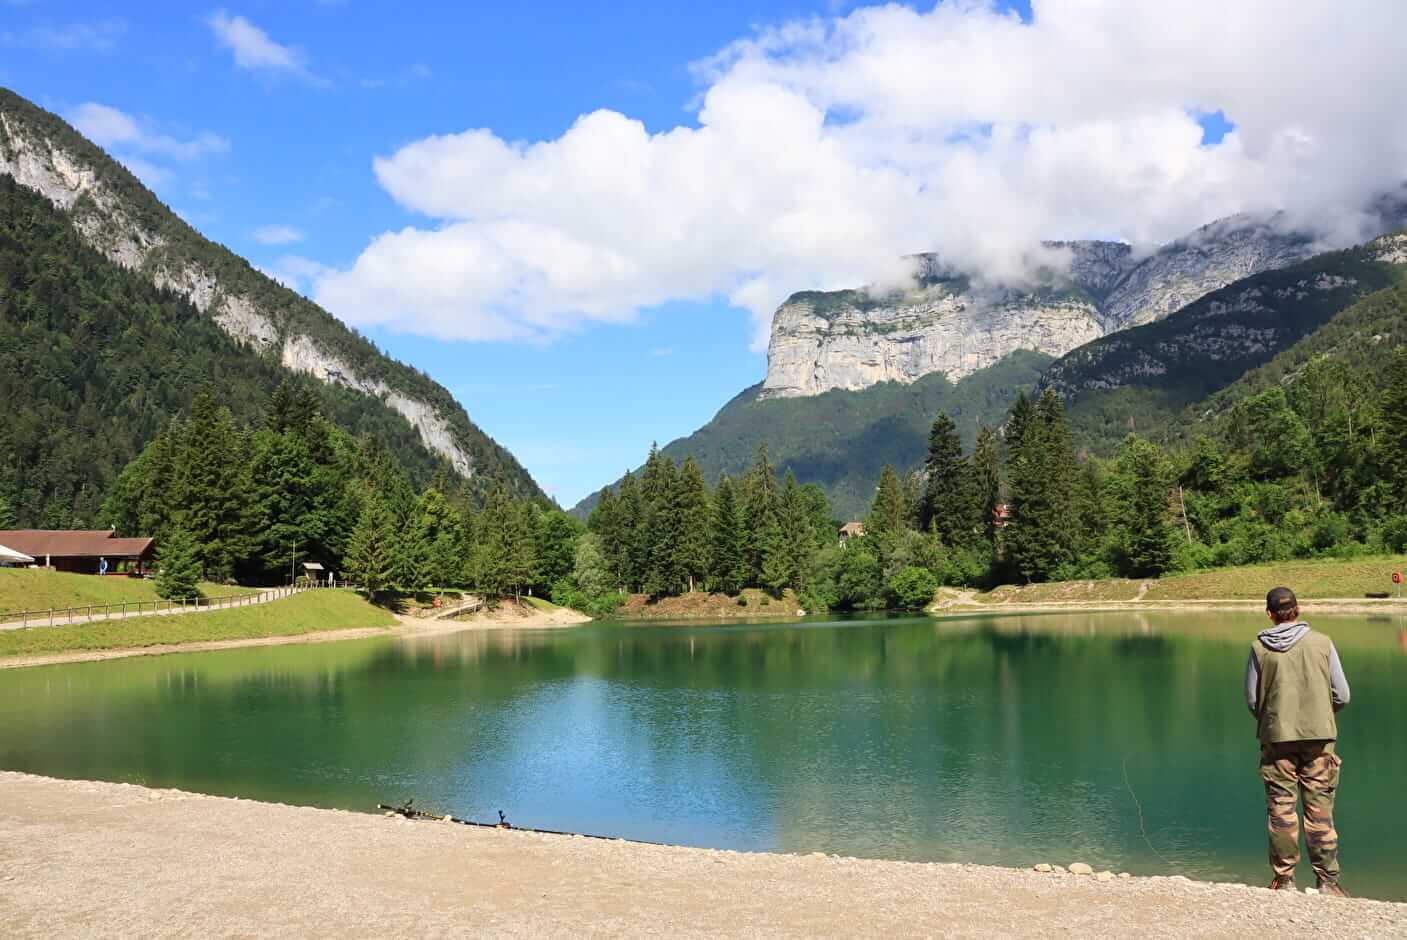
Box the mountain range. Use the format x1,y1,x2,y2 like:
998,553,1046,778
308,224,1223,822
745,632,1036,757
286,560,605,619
576,202,1407,520
4,84,1406,530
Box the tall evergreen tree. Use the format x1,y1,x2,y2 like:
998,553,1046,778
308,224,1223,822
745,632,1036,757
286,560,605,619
615,472,647,592
1005,392,1034,453
640,445,683,594
1114,436,1177,577
921,413,981,545
1006,390,1078,581
972,426,1002,543
1379,348,1407,502
867,464,910,538
153,526,203,600
764,470,812,593
675,457,712,592
345,492,395,594
168,389,255,581
532,508,583,591
739,443,781,587
477,487,537,599
708,474,746,594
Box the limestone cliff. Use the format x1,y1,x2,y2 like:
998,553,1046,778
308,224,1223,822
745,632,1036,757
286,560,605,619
0,89,538,496
760,213,1397,400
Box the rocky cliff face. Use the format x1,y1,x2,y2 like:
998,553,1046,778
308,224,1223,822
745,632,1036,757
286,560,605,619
0,99,485,482
760,213,1393,400
763,283,1103,398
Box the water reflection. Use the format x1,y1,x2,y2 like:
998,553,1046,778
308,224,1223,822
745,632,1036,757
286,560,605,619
0,611,1403,899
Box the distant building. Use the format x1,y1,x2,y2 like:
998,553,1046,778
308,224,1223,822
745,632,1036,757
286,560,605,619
992,503,1011,528
838,521,866,546
0,543,35,567
0,530,155,575
301,561,332,585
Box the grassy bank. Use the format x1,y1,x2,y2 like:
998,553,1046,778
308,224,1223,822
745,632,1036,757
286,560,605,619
0,567,257,615
966,554,1407,606
615,589,806,620
0,589,394,659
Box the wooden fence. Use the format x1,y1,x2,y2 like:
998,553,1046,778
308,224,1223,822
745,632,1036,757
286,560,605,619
1,580,357,629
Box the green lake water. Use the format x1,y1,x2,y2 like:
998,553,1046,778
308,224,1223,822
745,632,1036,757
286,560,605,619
2,611,1405,899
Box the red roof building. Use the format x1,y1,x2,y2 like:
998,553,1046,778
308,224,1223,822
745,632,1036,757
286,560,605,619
0,530,155,574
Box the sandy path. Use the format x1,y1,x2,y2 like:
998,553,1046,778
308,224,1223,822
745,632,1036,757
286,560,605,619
0,604,591,670
1,773,1402,939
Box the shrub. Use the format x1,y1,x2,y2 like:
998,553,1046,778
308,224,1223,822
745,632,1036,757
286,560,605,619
888,566,941,609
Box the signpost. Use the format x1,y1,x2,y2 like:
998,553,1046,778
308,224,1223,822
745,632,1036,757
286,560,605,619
1393,571,1402,599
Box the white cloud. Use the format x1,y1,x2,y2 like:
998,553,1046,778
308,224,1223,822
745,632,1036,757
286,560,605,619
70,103,229,161
317,0,1407,347
252,224,305,245
0,19,126,52
207,10,327,85
261,255,334,294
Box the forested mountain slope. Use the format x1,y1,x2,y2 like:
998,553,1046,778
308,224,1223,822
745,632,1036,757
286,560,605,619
1040,234,1407,453
0,174,515,526
574,350,1052,521
0,87,542,514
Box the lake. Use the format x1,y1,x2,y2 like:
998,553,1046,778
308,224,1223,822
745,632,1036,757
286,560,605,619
2,611,1405,899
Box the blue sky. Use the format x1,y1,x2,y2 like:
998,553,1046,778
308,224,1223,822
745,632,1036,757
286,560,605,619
5,1,1395,507
3,0,881,503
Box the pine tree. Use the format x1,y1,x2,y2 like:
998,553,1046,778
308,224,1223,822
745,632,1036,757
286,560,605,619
708,474,746,594
921,413,981,545
345,493,395,594
0,490,12,530
675,457,712,592
154,527,203,600
533,509,582,591
867,464,910,538
615,473,646,592
417,486,470,589
476,488,537,599
972,426,1002,543
640,445,683,595
764,470,812,593
1116,436,1176,577
1006,390,1078,581
739,443,780,587
588,485,626,591
1380,348,1407,502
168,389,255,581
1005,392,1034,453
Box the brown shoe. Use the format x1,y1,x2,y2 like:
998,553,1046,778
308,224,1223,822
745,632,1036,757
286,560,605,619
1317,881,1350,898
1269,875,1296,891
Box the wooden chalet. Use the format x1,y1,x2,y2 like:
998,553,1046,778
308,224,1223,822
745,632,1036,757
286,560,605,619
0,530,155,575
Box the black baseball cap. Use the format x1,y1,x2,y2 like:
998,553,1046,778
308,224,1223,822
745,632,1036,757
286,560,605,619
1266,586,1298,617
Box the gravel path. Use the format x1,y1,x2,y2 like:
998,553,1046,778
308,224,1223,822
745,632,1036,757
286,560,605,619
2,772,1403,938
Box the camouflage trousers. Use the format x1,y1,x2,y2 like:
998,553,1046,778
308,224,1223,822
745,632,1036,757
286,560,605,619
1259,740,1342,884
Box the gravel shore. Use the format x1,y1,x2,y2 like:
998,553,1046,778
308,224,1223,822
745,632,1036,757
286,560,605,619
2,772,1403,938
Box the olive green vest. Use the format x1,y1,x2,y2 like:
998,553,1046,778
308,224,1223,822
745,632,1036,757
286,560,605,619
1251,629,1337,745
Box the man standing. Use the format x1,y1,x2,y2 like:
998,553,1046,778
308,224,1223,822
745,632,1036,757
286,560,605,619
1245,586,1351,895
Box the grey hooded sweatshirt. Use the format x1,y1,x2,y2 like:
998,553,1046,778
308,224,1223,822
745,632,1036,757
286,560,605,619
1245,621,1351,717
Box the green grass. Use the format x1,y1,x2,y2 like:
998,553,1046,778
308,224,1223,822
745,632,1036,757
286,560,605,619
1142,556,1407,601
0,589,395,659
522,595,561,612
0,568,257,616
972,555,1407,604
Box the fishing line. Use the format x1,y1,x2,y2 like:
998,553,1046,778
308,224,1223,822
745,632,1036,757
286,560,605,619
1122,757,1176,870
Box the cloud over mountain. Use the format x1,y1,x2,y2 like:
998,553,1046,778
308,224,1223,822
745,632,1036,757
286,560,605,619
316,0,1407,345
